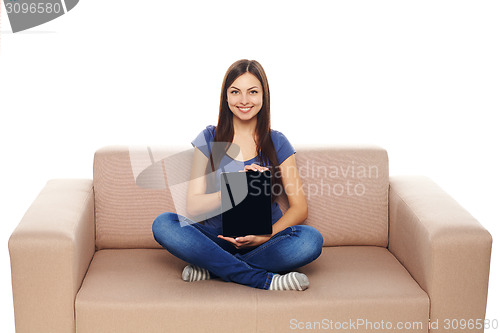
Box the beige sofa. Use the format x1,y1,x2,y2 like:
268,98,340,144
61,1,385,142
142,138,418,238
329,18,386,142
9,145,492,333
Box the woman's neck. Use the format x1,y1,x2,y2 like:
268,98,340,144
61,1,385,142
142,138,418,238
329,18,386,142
232,115,257,139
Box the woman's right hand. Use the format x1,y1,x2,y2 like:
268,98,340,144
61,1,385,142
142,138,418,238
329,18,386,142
240,163,269,173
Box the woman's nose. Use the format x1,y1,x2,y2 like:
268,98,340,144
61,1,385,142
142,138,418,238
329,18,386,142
240,93,248,104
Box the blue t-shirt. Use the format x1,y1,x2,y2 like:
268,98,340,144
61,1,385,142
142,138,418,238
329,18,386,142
191,125,296,231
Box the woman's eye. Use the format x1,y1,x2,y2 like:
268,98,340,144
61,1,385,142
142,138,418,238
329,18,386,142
230,90,239,94
250,90,259,94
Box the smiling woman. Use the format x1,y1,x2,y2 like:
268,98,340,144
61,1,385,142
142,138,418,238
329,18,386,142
227,73,263,122
152,59,324,291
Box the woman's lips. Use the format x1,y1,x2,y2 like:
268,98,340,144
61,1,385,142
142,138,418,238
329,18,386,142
237,106,253,113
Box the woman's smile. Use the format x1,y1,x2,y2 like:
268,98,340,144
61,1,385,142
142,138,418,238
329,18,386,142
237,106,253,113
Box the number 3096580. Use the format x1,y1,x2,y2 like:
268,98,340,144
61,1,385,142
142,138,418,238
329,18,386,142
5,2,62,14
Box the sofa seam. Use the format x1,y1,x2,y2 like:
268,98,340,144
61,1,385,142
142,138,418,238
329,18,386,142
388,180,432,323
70,180,95,328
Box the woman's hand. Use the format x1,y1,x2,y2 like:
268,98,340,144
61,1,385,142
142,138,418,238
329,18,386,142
240,163,269,173
217,234,272,249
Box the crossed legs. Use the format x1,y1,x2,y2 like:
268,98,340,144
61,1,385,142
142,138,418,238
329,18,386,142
152,212,323,290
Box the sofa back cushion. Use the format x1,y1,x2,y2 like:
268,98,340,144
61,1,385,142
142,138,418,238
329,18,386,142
93,145,388,250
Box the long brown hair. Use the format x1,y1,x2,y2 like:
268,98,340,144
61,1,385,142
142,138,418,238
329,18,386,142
208,59,283,202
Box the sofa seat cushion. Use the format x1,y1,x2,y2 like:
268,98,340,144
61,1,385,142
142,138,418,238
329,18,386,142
76,247,429,333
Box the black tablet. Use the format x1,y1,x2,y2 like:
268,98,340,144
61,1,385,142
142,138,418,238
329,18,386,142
221,170,273,237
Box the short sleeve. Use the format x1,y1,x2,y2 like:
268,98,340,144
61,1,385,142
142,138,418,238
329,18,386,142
191,125,215,158
271,130,296,165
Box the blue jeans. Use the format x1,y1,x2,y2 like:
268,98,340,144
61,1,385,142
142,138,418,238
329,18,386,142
152,212,324,290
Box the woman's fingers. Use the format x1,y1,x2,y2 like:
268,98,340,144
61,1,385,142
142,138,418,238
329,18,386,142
243,164,269,172
235,236,251,243
218,235,253,249
217,235,238,246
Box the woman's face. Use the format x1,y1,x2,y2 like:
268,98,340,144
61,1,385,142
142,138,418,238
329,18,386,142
227,72,263,122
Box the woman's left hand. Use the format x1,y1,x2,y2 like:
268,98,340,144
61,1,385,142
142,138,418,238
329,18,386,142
217,234,271,249
240,164,269,173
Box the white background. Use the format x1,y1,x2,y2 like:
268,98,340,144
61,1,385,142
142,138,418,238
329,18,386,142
1,0,499,331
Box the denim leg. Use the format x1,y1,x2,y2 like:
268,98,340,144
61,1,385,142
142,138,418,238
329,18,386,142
235,225,324,274
152,212,274,289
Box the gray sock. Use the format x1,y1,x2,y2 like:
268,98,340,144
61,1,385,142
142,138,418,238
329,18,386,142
182,264,211,282
269,272,309,291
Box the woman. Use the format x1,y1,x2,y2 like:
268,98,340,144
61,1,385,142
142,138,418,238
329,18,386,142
152,59,323,291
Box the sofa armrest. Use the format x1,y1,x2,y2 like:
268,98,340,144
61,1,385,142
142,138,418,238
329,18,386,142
9,179,95,333
388,176,492,333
